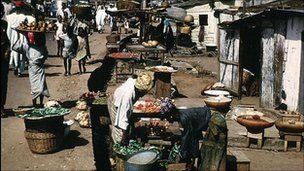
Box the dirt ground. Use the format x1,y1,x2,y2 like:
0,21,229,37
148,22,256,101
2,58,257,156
1,33,303,171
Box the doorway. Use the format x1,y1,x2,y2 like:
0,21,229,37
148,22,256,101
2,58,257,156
240,27,262,97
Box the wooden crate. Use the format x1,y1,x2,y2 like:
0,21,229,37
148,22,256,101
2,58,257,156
227,149,250,171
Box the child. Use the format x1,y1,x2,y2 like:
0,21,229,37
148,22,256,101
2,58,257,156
60,26,77,76
55,15,64,56
75,27,89,74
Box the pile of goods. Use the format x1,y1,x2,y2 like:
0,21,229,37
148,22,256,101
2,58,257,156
133,97,176,114
16,107,70,119
142,40,159,48
159,97,176,115
75,91,108,128
110,52,140,59
79,91,107,104
133,98,161,113
18,20,57,32
113,140,159,156
75,111,90,128
146,65,177,73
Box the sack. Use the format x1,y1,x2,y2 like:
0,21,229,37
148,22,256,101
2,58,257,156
12,39,25,54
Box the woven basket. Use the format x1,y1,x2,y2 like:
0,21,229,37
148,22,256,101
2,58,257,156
24,130,63,154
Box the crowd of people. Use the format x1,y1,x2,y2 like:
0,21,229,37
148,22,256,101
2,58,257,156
0,0,93,117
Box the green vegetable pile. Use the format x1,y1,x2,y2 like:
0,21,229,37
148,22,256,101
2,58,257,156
92,97,108,105
113,140,160,156
17,107,70,119
160,143,181,168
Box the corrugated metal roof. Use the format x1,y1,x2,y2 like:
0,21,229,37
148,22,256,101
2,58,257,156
219,9,304,27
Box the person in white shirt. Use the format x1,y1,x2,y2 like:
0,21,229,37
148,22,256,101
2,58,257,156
55,15,64,56
6,0,35,76
107,72,154,145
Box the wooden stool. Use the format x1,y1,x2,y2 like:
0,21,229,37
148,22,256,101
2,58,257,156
283,132,302,152
246,130,264,149
227,149,250,171
167,163,187,171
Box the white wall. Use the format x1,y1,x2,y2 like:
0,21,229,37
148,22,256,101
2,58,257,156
234,0,277,7
282,16,304,111
186,2,229,46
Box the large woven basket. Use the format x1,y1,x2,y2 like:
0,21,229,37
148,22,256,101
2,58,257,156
24,130,63,154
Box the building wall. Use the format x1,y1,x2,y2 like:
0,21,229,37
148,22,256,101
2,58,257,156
234,0,277,7
282,16,304,111
186,2,229,47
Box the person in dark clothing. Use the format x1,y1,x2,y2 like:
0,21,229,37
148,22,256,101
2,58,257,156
1,3,11,117
87,57,116,92
179,106,212,170
87,56,116,170
165,24,174,57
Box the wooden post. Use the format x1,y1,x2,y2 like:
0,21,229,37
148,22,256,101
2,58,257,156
154,72,172,98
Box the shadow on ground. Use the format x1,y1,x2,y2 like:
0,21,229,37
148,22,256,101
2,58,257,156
63,130,89,149
61,100,77,109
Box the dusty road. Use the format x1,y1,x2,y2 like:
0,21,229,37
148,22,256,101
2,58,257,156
1,33,303,171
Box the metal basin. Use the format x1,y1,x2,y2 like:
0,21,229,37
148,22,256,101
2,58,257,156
204,96,232,109
125,150,158,171
275,120,304,133
237,115,275,133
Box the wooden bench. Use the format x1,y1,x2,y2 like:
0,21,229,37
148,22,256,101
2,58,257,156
227,149,250,171
167,163,187,171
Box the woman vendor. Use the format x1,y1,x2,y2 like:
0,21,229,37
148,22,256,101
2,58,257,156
107,72,154,145
24,31,50,107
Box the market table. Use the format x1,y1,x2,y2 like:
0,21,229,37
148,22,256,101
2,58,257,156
106,33,135,53
129,98,206,139
126,44,166,65
109,52,140,82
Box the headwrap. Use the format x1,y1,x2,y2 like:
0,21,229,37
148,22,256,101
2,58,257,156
135,72,153,91
15,0,25,7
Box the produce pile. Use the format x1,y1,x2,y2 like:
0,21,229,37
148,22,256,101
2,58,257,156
92,96,108,105
17,107,70,119
133,98,161,113
142,40,159,48
110,52,139,59
133,98,176,114
146,65,177,73
18,20,57,32
113,140,159,156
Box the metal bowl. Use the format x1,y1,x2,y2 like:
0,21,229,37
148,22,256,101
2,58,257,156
203,96,232,109
237,115,275,133
275,120,304,133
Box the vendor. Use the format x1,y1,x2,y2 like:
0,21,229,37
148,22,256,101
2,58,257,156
107,72,154,145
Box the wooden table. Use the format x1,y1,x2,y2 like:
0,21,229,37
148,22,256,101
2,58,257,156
109,55,137,83
106,33,135,53
126,44,166,65
129,98,206,140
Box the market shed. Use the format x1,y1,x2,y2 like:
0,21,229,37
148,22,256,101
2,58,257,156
218,9,304,113
173,0,229,47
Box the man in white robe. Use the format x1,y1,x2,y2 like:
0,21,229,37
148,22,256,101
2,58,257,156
107,73,153,145
95,5,106,33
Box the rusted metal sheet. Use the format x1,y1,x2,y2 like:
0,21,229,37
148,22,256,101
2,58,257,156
261,28,275,108
219,29,240,95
